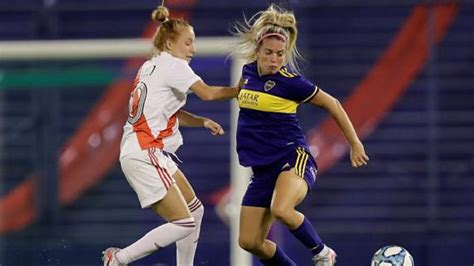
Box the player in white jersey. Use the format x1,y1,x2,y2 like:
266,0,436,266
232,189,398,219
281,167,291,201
102,3,239,266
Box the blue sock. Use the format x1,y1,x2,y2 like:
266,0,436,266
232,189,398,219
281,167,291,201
290,217,324,255
260,245,296,266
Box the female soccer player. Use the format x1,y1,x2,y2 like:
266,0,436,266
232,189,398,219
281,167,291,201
102,3,238,266
232,4,369,266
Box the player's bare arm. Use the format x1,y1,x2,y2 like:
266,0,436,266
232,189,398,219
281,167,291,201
176,109,224,135
310,89,369,167
190,80,239,101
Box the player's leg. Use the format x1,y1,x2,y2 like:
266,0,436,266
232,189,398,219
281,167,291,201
271,168,325,251
271,168,307,228
271,147,315,229
104,149,195,265
113,184,195,265
239,164,297,265
173,169,204,266
239,205,298,266
271,148,336,264
238,206,273,258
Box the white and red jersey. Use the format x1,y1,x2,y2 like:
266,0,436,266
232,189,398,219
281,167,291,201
120,52,201,157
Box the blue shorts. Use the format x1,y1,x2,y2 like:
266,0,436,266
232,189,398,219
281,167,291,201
241,147,318,208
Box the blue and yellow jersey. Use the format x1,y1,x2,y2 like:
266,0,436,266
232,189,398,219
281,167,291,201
237,62,319,166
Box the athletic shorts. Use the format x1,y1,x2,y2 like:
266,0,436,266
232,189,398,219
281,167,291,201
242,147,318,208
120,147,178,208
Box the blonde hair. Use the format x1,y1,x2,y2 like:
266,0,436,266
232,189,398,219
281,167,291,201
232,4,302,73
151,4,191,53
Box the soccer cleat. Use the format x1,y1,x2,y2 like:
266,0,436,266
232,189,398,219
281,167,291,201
312,246,337,266
102,247,127,266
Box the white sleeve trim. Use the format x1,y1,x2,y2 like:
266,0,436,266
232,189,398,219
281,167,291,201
302,85,320,103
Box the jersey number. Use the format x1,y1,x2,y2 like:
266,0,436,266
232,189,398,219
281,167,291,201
127,82,148,124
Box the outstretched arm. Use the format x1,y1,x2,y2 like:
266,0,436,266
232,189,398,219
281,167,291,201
310,89,369,167
176,109,224,136
190,80,239,101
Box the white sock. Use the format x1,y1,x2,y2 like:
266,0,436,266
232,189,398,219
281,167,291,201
315,245,329,257
176,197,204,266
116,217,195,264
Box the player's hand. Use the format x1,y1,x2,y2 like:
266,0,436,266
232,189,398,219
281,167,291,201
350,140,369,167
203,119,225,136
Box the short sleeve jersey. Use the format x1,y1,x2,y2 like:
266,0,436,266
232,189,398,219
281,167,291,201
236,62,319,166
120,52,201,157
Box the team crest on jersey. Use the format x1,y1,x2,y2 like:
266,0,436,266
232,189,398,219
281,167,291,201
264,80,276,91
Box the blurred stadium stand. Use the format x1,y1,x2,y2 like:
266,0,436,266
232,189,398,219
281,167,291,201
1,1,473,265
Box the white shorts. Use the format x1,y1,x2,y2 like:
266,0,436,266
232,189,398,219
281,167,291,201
120,147,178,208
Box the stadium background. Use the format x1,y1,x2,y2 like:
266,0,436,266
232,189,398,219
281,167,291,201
0,0,473,265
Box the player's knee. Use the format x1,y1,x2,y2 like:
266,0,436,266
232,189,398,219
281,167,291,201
270,205,292,223
238,237,261,253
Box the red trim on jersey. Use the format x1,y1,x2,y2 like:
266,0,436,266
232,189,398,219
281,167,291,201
134,114,178,150
157,114,177,144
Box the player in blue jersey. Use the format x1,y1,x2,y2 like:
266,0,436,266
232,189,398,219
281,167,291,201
232,4,369,266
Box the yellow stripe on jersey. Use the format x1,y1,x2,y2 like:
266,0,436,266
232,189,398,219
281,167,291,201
238,89,298,114
295,147,308,177
279,68,297,78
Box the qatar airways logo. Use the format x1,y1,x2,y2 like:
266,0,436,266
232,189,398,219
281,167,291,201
238,90,259,106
